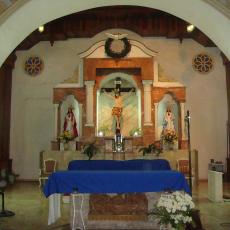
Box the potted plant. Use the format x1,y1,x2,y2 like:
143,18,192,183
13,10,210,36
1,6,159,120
138,143,162,157
82,141,100,160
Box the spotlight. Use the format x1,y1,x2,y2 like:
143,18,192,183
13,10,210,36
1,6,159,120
98,131,104,137
187,24,195,33
133,131,139,136
38,25,44,33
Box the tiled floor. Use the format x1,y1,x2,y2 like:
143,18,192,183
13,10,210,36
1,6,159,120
0,181,229,230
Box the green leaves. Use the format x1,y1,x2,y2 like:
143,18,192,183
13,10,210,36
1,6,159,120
82,141,100,160
138,143,162,156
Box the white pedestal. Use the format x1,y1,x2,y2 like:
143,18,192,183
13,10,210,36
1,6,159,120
60,141,76,151
208,170,223,202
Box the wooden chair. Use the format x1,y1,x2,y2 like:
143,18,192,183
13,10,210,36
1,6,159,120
39,159,57,187
177,159,194,186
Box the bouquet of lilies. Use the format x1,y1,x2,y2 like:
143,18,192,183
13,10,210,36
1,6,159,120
150,191,195,230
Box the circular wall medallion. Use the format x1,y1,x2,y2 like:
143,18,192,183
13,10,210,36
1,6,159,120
192,53,213,74
24,56,44,76
105,37,131,58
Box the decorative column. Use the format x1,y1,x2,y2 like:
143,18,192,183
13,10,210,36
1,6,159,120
153,60,159,84
180,102,186,140
53,104,59,139
85,80,95,126
78,104,83,137
154,102,159,140
0,53,16,171
221,53,230,182
142,80,153,126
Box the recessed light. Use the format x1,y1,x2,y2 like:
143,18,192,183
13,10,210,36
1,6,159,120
38,25,44,33
187,24,195,32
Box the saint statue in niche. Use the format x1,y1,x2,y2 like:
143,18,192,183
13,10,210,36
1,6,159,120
163,107,175,132
63,106,78,138
161,106,177,147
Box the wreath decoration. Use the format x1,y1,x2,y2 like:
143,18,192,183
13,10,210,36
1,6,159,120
105,37,131,58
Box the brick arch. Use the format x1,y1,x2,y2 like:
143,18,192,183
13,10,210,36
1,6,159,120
152,87,186,103
53,88,85,104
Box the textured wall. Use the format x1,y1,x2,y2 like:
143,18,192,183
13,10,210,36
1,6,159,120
10,30,227,179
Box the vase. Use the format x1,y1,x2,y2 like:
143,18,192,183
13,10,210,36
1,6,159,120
160,224,171,230
168,143,174,150
160,225,167,230
163,142,174,151
63,142,69,150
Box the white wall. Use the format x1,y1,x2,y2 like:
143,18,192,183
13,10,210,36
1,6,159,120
10,30,227,180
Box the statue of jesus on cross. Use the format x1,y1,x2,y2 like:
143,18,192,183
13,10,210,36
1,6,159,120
102,88,135,131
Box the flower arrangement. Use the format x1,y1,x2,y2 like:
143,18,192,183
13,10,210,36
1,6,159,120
150,191,195,230
59,131,74,143
161,130,177,144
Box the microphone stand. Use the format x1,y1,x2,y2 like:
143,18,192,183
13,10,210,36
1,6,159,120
185,110,192,195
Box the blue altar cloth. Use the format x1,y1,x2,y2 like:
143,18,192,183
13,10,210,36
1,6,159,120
43,170,191,197
68,159,171,171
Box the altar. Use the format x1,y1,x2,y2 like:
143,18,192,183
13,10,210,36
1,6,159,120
44,159,190,228
43,34,195,229
40,149,199,184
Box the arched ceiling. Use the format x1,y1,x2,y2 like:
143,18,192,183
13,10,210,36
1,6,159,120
1,0,230,66
15,6,215,51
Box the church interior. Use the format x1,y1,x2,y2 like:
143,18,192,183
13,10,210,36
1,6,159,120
0,1,230,229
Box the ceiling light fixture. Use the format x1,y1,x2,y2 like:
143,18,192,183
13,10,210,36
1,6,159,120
38,25,44,33
187,24,195,33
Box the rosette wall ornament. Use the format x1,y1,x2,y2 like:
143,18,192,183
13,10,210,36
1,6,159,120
24,56,44,76
105,33,131,58
192,53,214,74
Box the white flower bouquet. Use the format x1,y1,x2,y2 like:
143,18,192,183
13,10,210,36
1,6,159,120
150,191,195,230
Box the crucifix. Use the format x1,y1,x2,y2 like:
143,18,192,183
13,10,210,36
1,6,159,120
101,77,135,133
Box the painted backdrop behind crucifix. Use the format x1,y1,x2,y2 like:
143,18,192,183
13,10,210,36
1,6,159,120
97,75,139,136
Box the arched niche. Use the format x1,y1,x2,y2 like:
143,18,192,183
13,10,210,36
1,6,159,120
157,93,179,145
97,72,141,137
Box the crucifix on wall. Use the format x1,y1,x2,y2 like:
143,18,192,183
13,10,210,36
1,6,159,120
101,77,135,133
